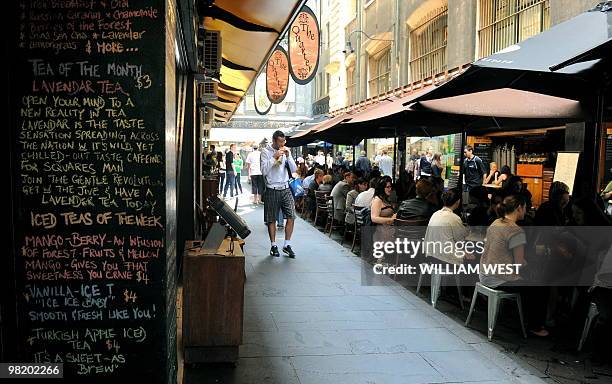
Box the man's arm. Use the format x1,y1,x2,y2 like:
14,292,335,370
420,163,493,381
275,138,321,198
286,150,297,173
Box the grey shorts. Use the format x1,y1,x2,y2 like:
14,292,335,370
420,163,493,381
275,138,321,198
263,188,296,224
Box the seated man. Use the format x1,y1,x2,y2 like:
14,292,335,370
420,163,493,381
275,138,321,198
306,169,325,218
330,171,355,223
355,177,378,208
396,178,438,221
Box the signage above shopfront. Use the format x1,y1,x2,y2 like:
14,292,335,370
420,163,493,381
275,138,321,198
266,46,290,104
254,72,272,114
288,5,320,85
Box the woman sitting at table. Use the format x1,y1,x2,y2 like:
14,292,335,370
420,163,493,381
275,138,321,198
496,165,512,187
483,162,500,185
480,194,549,336
371,176,396,225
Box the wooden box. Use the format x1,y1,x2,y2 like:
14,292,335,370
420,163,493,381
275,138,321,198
182,239,245,363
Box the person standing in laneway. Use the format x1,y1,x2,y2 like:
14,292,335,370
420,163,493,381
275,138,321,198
261,131,298,258
233,152,244,195
431,153,445,179
419,147,434,178
355,150,372,176
217,151,226,195
378,150,393,177
246,145,263,204
223,143,237,198
463,145,486,193
314,150,325,166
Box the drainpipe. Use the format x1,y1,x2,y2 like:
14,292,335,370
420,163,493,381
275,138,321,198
394,0,400,88
356,0,362,101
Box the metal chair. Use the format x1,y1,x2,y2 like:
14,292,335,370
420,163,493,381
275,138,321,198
341,204,357,246
465,282,527,341
393,218,428,281
351,206,369,253
313,190,329,227
324,196,343,237
300,188,309,217
578,302,600,351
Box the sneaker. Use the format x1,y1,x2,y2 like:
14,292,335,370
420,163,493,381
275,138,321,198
282,245,296,258
277,224,284,229
270,245,280,257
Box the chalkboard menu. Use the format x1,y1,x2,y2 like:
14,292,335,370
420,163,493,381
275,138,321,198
10,0,173,381
448,133,463,188
468,136,493,171
605,134,612,184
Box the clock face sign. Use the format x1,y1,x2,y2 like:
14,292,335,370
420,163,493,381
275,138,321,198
288,5,320,85
254,72,271,115
266,46,290,104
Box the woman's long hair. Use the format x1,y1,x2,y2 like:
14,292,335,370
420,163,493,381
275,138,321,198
374,176,392,203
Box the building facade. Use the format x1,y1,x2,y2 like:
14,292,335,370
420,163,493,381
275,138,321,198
312,0,600,112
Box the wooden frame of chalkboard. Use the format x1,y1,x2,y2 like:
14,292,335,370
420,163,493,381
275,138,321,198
9,1,177,382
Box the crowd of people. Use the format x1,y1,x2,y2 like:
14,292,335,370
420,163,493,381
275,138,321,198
291,144,612,354
203,140,612,358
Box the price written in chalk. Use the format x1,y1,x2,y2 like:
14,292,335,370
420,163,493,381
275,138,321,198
123,289,137,303
135,75,151,90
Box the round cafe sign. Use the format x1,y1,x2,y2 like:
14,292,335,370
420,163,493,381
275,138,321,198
288,5,320,85
254,72,271,115
266,46,290,104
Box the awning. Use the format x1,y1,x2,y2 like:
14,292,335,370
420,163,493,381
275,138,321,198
413,2,612,115
417,88,585,119
286,113,354,146
200,0,305,121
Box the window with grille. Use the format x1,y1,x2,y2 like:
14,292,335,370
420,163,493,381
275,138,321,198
478,0,550,58
346,65,356,105
409,5,448,82
368,49,391,97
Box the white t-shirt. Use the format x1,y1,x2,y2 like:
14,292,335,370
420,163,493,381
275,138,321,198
379,155,393,176
246,150,262,176
355,188,375,208
315,154,325,165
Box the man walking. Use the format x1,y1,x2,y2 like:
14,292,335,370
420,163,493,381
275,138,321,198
355,150,372,176
246,145,263,204
261,131,298,258
223,144,237,198
378,150,393,177
419,147,434,178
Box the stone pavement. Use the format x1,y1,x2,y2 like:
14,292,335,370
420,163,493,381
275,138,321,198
184,197,552,384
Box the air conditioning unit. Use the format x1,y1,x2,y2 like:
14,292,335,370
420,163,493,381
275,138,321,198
199,82,218,102
196,28,221,81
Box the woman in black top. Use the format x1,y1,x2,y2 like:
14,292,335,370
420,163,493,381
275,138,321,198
431,153,444,178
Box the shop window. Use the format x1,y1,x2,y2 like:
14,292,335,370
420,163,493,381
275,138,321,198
478,0,550,58
368,49,391,97
409,5,448,82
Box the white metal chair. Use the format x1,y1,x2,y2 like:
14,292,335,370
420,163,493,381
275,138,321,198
465,282,527,341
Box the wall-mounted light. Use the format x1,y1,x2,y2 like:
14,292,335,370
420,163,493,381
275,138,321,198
342,41,354,54
342,30,393,54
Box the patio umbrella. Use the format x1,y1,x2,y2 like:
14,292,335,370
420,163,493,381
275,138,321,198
414,1,612,115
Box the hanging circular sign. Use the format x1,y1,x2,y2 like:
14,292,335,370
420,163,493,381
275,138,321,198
266,46,290,104
254,72,272,115
288,5,320,85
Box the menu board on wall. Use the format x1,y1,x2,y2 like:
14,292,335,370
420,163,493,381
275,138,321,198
10,0,170,381
448,133,463,188
553,152,581,194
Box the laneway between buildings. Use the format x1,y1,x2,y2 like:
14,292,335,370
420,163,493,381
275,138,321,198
184,198,547,384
